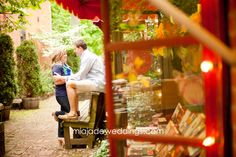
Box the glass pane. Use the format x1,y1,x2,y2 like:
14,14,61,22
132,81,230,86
111,44,205,138
109,0,201,42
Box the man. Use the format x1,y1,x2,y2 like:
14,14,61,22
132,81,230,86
54,39,105,120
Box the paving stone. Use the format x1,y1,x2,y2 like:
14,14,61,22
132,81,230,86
10,148,25,155
4,96,98,157
39,150,54,156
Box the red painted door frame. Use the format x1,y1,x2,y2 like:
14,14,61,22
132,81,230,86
201,0,227,156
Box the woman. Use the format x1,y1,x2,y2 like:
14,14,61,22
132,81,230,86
51,49,72,146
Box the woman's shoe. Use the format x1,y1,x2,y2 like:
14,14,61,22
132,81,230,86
58,138,65,148
58,113,78,120
52,112,59,122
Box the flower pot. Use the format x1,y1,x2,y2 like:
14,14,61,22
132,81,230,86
2,105,11,121
22,97,40,109
0,103,4,122
0,122,5,157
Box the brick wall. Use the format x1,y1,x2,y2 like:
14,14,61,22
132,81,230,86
9,1,52,47
8,1,52,68
25,1,52,38
229,0,236,156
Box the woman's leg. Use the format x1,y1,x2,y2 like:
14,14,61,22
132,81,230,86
56,96,70,113
55,96,70,137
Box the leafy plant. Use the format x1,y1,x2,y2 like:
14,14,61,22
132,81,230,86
169,0,199,15
0,0,45,33
93,140,109,157
16,40,43,97
40,69,54,95
67,48,80,73
109,0,123,31
33,19,103,56
0,33,17,105
123,31,143,42
51,2,71,33
78,20,103,55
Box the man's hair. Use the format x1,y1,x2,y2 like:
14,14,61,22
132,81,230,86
74,39,87,50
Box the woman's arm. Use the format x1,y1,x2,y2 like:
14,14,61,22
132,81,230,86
53,75,66,85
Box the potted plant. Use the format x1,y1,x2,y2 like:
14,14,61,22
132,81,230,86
0,33,17,121
16,40,43,109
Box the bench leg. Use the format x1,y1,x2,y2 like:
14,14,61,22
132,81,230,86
87,134,95,148
64,126,72,149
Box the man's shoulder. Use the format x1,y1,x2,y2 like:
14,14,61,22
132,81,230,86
86,49,96,55
84,50,98,59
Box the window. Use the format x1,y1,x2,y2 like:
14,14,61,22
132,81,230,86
20,29,26,42
102,0,225,156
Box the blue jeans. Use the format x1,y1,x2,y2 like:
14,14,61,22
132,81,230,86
55,96,70,137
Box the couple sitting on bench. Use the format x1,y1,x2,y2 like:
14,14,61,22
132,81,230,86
53,39,105,121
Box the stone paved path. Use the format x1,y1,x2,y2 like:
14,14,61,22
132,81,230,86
4,96,97,157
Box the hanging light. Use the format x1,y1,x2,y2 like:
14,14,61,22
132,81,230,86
200,60,213,72
203,136,215,147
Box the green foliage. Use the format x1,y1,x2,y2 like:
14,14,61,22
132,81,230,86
109,0,122,31
0,0,45,33
78,20,103,55
40,69,54,94
0,33,17,105
119,23,146,31
67,48,80,73
123,32,143,42
33,20,103,56
93,140,109,157
51,2,71,33
172,47,183,72
169,0,199,15
16,40,43,97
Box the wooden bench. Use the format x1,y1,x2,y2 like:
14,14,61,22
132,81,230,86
62,92,105,149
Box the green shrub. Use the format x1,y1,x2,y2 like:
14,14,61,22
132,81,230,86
40,69,54,95
0,33,17,105
51,2,71,33
93,140,109,157
33,19,103,57
78,20,103,56
67,48,80,73
16,40,43,97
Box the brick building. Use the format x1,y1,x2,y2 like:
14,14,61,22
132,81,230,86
8,1,52,69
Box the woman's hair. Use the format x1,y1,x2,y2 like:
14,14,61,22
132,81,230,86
74,39,87,50
51,48,67,64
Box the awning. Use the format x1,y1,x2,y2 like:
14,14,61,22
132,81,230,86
55,0,101,20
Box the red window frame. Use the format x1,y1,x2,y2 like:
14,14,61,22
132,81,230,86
101,0,225,156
